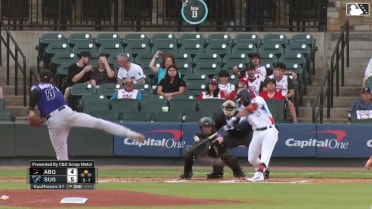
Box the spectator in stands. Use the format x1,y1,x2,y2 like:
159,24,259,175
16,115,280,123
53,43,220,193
228,77,256,100
64,51,93,101
260,78,298,123
232,53,271,79
362,58,372,88
246,66,264,96
157,65,186,99
349,87,372,120
110,77,142,102
217,69,235,99
149,51,180,84
90,53,116,88
116,53,146,85
0,86,3,99
198,78,226,100
266,62,298,123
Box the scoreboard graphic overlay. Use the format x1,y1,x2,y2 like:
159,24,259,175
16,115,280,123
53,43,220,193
29,160,96,190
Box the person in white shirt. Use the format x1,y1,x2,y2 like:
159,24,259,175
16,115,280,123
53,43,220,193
116,53,146,85
363,58,372,88
110,77,143,102
246,66,264,96
217,70,236,99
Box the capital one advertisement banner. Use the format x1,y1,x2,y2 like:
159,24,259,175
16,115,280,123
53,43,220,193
114,122,372,158
275,123,372,158
113,122,183,157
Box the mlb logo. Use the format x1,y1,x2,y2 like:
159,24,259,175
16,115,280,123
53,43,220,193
346,3,370,16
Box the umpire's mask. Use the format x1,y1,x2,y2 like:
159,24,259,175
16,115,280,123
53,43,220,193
222,100,237,117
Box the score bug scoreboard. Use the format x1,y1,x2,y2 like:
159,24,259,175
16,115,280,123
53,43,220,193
29,160,96,190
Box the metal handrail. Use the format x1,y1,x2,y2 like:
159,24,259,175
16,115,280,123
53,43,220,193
311,21,349,123
0,21,27,106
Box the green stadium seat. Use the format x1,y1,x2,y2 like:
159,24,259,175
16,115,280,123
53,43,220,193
265,99,285,123
197,99,225,115
67,33,94,47
231,42,258,56
122,33,150,48
234,33,261,48
70,83,97,96
140,95,168,113
97,83,121,97
222,52,248,66
154,112,182,122
168,98,197,113
124,41,151,58
262,33,289,48
205,34,233,46
122,111,153,122
177,33,205,47
81,95,110,113
98,41,125,57
151,41,178,53
94,33,121,47
205,41,231,57
150,33,177,46
259,42,285,58
89,110,122,122
111,99,140,113
178,41,205,57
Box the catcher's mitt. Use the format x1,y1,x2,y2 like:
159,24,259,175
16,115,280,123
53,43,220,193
28,115,45,127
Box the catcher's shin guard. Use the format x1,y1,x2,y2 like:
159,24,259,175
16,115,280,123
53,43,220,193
221,152,245,177
206,165,224,179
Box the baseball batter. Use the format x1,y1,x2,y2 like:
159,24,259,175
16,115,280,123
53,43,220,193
227,91,278,182
28,70,145,160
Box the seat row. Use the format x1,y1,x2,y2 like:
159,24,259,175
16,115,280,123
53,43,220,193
76,93,287,123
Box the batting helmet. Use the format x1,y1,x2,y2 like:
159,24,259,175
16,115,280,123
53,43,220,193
199,117,215,128
237,89,251,106
222,100,237,117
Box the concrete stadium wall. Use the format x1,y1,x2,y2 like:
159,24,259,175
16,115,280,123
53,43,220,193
4,31,329,70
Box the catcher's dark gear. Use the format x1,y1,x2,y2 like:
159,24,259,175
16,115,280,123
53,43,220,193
199,117,215,128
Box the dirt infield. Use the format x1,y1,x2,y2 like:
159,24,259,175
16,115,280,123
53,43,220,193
0,189,242,208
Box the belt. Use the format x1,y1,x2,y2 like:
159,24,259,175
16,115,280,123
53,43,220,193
255,125,273,131
46,105,66,120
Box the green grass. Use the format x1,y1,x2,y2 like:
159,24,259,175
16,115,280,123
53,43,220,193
0,167,372,209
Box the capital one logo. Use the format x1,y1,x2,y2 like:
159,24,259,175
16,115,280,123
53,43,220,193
285,130,349,150
124,129,186,149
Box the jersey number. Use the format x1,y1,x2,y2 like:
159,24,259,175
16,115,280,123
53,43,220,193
45,89,56,101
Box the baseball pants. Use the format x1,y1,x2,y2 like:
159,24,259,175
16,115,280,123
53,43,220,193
248,126,278,168
46,106,138,160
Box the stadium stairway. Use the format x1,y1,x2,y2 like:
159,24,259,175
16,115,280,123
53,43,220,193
298,32,372,123
0,66,29,121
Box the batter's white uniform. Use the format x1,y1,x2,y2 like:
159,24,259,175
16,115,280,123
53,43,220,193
243,96,278,169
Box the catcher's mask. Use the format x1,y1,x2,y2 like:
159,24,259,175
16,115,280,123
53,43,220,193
236,89,251,106
199,117,215,129
221,100,236,117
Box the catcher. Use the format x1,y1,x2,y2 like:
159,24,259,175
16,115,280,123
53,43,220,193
179,100,251,180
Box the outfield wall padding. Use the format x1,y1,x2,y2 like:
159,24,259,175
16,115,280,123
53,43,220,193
0,122,15,157
2,122,372,158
